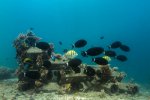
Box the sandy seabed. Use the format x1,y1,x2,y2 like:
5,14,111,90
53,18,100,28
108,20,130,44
0,78,150,100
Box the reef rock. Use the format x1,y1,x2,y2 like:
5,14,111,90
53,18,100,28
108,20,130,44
0,67,15,80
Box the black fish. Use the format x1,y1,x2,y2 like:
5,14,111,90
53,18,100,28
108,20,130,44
100,36,104,39
116,55,127,62
59,41,62,45
30,27,34,31
25,71,41,80
36,42,50,51
84,66,96,77
120,45,130,52
92,57,108,65
68,58,82,73
68,58,82,68
43,60,51,69
63,49,68,53
81,47,104,57
72,66,81,73
109,41,122,49
104,50,117,57
72,39,87,48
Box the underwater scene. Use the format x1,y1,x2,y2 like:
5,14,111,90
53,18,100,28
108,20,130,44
0,0,150,100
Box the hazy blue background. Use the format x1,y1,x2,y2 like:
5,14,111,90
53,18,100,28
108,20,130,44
0,0,150,84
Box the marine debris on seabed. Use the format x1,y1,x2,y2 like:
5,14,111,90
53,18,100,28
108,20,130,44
0,29,147,99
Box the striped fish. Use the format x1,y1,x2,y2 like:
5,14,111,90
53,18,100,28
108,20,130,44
64,50,78,59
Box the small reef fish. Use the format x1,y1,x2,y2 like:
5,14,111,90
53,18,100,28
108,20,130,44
23,58,32,63
120,45,130,52
64,50,78,59
100,36,104,39
116,55,127,62
92,57,108,65
58,41,62,45
104,50,117,57
108,41,122,49
63,83,71,92
72,39,87,48
36,42,50,51
67,58,82,73
102,56,111,62
63,49,68,53
84,66,96,77
81,47,104,57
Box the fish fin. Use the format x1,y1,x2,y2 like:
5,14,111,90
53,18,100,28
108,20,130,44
72,44,75,49
107,45,111,49
81,51,87,57
92,58,95,62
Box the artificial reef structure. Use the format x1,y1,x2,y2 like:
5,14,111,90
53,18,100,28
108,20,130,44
13,29,139,95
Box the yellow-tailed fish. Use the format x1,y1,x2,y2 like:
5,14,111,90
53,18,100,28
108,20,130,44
65,83,71,92
102,56,111,62
23,58,32,63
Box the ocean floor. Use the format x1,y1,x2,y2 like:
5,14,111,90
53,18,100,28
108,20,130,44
0,78,150,100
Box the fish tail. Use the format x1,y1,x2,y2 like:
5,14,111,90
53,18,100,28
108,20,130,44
81,51,87,57
92,58,95,62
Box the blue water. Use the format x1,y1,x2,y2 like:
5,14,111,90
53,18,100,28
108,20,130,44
0,0,150,84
